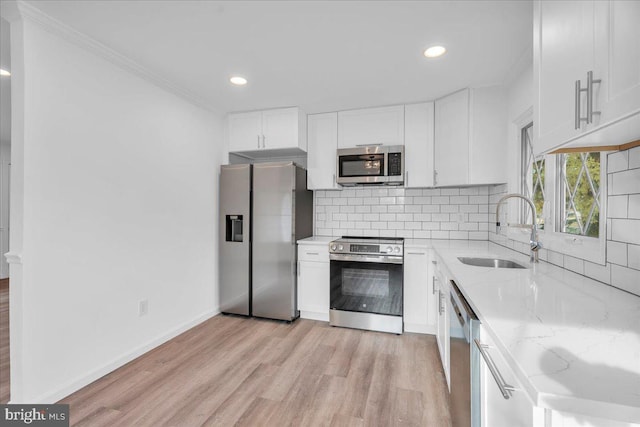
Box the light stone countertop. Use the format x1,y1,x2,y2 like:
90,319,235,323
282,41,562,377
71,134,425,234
431,240,640,424
296,236,336,245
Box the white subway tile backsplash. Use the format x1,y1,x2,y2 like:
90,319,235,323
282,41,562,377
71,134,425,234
607,240,627,266
608,195,628,218
432,231,450,239
371,205,388,213
422,222,441,230
441,222,459,231
388,205,405,213
413,231,431,238
584,261,611,284
380,213,396,221
405,205,422,213
564,256,585,275
432,213,450,222
441,188,460,196
340,205,355,213
441,205,459,213
627,244,640,270
348,198,363,205
405,222,423,230
470,195,488,204
450,231,469,240
630,146,640,169
450,196,469,204
460,187,480,196
388,222,405,230
355,205,371,213
423,189,441,196
611,264,640,295
610,168,640,195
432,196,450,204
405,189,423,197
380,197,396,205
607,150,629,173
611,219,640,245
396,213,414,222
348,213,363,222
363,213,379,221
422,205,440,213
629,195,640,219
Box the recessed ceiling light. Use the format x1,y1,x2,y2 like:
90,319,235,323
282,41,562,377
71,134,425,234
423,46,447,58
229,76,247,86
0,69,10,77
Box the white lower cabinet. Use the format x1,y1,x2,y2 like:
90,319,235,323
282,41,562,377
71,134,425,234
433,257,450,387
403,248,436,334
297,243,330,321
478,326,534,427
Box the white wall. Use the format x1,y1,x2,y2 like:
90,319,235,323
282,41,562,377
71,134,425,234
9,18,223,403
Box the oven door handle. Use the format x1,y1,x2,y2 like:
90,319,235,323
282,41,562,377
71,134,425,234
330,254,404,264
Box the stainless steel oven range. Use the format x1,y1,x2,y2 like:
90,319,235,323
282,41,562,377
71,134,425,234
329,236,403,334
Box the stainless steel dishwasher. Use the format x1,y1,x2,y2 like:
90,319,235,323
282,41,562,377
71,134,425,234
449,280,480,427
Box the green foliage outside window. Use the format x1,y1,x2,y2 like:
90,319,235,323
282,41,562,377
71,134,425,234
561,153,600,237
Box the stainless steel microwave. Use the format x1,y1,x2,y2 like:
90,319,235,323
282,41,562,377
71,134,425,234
336,145,404,186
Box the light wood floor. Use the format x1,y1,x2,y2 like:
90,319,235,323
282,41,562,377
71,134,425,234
60,315,452,426
0,278,9,404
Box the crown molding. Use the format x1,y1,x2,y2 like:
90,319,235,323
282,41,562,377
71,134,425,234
14,0,218,113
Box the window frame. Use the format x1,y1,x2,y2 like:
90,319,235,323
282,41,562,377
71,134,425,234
508,115,607,265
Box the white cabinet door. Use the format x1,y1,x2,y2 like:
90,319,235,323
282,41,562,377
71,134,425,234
479,327,534,427
298,260,330,321
595,0,640,126
227,111,263,152
403,249,435,334
469,87,507,185
262,107,302,150
434,259,449,386
404,102,435,188
337,105,405,148
307,112,340,190
434,89,469,187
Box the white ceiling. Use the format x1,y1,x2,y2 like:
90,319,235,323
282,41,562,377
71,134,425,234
23,0,532,115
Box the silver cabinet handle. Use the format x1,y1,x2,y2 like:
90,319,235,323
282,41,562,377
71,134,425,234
574,80,587,129
257,135,261,148
474,339,517,400
262,135,266,148
434,170,438,186
306,252,319,255
432,275,438,295
405,171,408,186
406,252,425,255
355,143,383,147
586,70,601,124
438,290,444,314
333,174,336,188
297,261,300,277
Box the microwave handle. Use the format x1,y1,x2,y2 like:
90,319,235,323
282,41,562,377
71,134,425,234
355,143,383,147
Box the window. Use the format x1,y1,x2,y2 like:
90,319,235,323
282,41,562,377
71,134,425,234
520,123,545,229
557,152,601,237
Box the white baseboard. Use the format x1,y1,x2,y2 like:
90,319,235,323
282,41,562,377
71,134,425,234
300,310,329,322
25,308,219,404
404,322,436,335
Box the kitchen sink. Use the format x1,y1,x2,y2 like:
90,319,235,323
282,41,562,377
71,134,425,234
457,257,527,269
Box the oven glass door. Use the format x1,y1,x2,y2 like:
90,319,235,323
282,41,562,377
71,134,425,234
338,154,385,177
330,259,403,316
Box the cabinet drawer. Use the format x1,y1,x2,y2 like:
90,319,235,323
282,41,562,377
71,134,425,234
298,245,329,262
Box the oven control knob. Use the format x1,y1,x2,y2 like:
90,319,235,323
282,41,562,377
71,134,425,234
338,245,344,251
330,244,337,251
386,246,393,253
394,246,401,254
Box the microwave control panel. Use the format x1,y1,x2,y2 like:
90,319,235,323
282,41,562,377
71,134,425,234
388,152,402,176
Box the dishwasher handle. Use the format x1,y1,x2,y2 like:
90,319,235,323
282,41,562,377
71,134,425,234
474,339,516,400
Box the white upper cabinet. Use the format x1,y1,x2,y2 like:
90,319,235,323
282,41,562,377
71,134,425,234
307,112,340,190
404,102,435,188
434,87,507,187
435,89,470,187
534,0,640,155
594,1,640,126
227,107,307,157
227,111,263,152
337,105,405,148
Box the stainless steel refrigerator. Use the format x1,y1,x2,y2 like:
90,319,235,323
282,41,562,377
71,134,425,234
219,162,313,321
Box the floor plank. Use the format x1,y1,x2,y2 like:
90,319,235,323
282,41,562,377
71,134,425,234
0,278,9,404
60,315,452,426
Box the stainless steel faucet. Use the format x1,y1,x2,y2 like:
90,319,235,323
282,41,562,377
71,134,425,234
495,193,541,263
